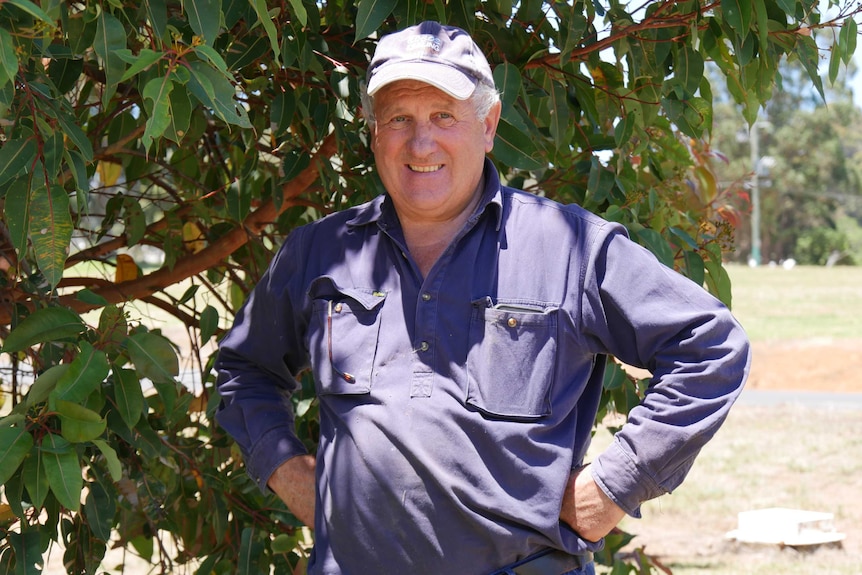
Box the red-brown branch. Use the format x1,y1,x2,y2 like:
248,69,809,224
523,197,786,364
0,133,337,325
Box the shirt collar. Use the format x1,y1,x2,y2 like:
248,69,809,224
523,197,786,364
346,158,504,231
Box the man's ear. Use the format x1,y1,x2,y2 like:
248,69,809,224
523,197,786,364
483,101,502,153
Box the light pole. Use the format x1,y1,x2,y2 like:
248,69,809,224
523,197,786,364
749,122,762,266
748,120,771,267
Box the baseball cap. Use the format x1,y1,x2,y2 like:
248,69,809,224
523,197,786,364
366,21,495,100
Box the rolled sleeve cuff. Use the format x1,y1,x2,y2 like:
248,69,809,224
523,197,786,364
246,426,309,493
591,440,666,519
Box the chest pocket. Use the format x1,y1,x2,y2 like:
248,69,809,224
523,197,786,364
466,298,558,419
308,277,387,396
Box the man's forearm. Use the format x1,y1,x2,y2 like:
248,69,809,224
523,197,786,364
268,454,317,528
559,465,627,542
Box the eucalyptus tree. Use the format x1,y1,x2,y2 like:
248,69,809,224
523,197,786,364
0,0,859,572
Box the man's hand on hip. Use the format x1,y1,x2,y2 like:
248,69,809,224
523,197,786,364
268,454,316,528
559,465,627,542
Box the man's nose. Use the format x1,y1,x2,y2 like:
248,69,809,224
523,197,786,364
407,122,436,154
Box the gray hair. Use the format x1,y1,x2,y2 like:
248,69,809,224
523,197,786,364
361,81,501,129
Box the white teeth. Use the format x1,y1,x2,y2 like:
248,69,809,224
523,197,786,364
409,164,442,173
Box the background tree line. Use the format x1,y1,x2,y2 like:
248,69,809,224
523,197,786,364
710,58,862,266
0,0,860,573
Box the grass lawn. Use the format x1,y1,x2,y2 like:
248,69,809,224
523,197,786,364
726,264,862,342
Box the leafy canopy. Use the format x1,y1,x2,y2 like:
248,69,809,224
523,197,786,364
0,0,859,573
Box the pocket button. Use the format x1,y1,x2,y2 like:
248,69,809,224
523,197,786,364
507,317,518,328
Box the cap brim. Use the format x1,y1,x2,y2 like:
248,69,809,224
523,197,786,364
367,62,477,100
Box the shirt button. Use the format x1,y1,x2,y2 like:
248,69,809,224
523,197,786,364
334,303,343,313
418,341,429,352
421,293,432,301
507,317,518,328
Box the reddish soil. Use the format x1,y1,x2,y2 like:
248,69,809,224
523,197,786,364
746,339,862,393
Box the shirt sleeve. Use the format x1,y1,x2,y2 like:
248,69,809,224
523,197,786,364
580,227,751,517
214,228,312,492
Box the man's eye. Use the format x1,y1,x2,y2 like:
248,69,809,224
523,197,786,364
385,115,409,128
435,113,456,126
382,115,409,130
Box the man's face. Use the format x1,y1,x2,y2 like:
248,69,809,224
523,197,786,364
370,80,500,226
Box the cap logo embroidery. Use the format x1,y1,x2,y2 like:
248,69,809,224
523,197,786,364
406,35,442,56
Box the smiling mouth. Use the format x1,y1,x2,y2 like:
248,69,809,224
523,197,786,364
408,164,443,173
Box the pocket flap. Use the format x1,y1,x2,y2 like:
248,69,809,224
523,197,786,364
309,276,387,310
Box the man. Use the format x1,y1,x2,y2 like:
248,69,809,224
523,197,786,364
215,21,750,575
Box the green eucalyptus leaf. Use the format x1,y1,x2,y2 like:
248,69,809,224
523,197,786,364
92,439,123,482
126,331,179,384
774,0,795,14
1,307,84,354
123,197,147,247
0,28,17,88
0,427,33,485
683,250,706,287
354,0,397,42
187,61,251,128
117,48,163,82
65,148,90,195
839,17,857,65
41,433,82,512
142,76,174,150
282,149,310,183
6,0,55,26
163,87,193,144
493,118,543,170
636,228,675,268
77,289,110,307
0,138,37,188
828,46,841,86
94,11,127,106
0,413,25,427
26,364,71,407
238,527,264,575
7,531,41,575
586,159,616,206
30,184,73,289
703,244,733,307
493,62,522,113
184,0,222,45
547,80,570,150
48,55,84,95
226,34,271,71
721,0,752,33
146,0,168,41
4,176,29,255
113,367,144,428
271,90,296,136
56,111,94,161
795,35,825,101
51,342,110,405
84,481,117,541
286,0,308,27
248,0,282,63
199,305,219,344
57,400,107,443
193,45,230,75
674,46,704,96
23,447,49,509
602,361,627,391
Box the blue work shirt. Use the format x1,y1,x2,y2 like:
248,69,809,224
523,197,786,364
215,160,750,574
